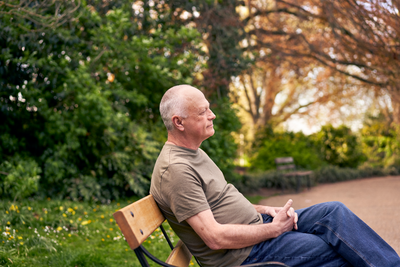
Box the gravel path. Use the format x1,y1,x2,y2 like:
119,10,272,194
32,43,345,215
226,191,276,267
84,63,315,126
258,176,400,254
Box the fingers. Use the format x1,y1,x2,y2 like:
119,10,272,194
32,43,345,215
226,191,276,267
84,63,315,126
282,199,293,214
286,207,295,217
283,199,298,230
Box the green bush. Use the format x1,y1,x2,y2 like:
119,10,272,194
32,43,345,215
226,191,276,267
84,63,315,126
0,156,41,201
0,1,205,201
241,164,395,193
250,128,324,171
312,124,366,168
360,113,400,169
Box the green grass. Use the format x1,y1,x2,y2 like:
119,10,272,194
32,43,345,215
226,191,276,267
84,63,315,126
244,195,265,204
0,198,199,267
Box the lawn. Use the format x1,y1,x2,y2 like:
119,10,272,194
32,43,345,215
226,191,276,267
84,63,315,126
1,198,198,267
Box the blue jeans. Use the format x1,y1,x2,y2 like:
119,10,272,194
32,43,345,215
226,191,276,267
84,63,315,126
241,202,400,267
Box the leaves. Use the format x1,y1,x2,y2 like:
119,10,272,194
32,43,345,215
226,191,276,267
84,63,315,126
0,0,204,201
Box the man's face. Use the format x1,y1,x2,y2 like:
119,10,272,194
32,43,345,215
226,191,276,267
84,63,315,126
182,90,216,144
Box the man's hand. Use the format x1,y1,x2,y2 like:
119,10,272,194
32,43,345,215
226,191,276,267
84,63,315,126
272,199,298,235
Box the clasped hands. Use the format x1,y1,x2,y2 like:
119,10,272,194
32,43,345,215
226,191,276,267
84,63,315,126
264,199,298,232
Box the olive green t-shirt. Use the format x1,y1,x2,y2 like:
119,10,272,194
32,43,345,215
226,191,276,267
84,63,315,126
150,144,262,267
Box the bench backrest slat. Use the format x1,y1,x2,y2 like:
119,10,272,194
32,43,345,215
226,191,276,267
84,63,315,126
276,164,296,171
275,157,294,164
166,240,192,266
113,195,165,250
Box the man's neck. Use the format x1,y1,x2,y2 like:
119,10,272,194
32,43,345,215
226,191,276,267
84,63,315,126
166,134,201,150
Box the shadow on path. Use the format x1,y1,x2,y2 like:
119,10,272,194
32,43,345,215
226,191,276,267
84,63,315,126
258,176,400,254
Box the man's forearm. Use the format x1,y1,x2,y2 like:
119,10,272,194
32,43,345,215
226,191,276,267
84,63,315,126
252,204,269,214
208,221,281,250
187,200,296,250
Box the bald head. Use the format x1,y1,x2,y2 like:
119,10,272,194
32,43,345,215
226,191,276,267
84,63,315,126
160,85,203,131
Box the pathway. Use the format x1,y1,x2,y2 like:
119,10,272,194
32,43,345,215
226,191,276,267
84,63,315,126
258,176,400,254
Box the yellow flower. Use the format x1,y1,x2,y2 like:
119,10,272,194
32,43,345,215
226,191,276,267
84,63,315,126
101,215,104,219
18,236,23,240
70,220,73,224
68,234,71,237
28,207,32,210
84,212,87,215
68,208,74,213
78,217,82,221
93,208,96,212
109,219,113,222
20,242,24,245
107,235,110,238
117,203,120,206
40,217,43,221
45,210,48,214
81,220,92,225
102,238,105,241
6,211,9,214
63,213,67,217
10,204,16,211
7,221,10,225
59,206,64,211
125,248,129,251
57,227,62,231
74,206,78,210
22,221,25,224
86,238,89,242
109,228,113,231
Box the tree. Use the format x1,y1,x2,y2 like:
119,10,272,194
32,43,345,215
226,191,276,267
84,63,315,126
240,0,400,125
0,0,203,200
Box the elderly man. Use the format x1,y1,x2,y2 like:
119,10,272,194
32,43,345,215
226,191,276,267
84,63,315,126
150,85,400,267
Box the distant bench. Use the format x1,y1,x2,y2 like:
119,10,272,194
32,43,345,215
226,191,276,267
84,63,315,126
275,157,313,193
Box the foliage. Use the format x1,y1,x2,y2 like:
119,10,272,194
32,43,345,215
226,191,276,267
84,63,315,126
0,156,41,201
243,164,396,193
311,124,366,168
360,113,400,169
0,1,205,201
250,127,324,171
0,198,199,267
238,0,400,124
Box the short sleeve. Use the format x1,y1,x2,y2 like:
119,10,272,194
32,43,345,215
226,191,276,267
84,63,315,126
161,163,210,223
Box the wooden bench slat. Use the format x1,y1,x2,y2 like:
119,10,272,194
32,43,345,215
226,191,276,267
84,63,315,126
113,195,165,250
274,157,294,164
166,240,192,267
276,164,296,171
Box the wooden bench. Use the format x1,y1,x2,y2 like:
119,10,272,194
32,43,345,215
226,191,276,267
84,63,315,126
114,195,290,267
275,157,313,193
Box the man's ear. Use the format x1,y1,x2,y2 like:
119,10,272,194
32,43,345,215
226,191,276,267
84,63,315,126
172,115,184,131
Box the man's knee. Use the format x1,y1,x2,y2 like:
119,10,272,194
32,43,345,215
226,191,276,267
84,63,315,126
322,201,352,217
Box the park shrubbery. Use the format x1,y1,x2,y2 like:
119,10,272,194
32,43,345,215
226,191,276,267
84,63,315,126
243,115,400,192
0,1,241,202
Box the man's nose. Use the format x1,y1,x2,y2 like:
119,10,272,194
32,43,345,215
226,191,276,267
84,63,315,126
208,109,216,120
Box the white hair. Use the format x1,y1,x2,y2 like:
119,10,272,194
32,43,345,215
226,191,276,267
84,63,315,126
159,86,189,131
